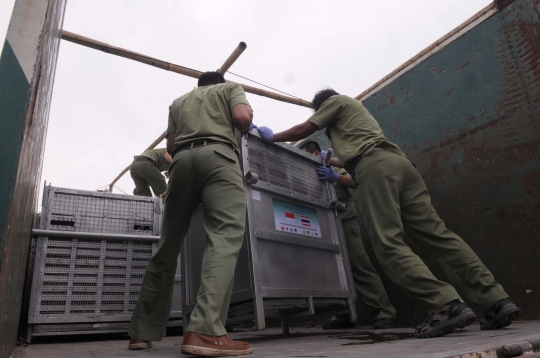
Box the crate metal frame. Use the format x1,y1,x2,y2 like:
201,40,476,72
26,186,181,340
182,132,357,332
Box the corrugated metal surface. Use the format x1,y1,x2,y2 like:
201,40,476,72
0,0,66,356
304,0,540,319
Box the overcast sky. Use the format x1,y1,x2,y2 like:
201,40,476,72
39,0,490,199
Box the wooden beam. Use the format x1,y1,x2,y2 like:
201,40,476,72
61,30,311,108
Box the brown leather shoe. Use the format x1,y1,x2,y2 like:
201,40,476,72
181,331,252,356
128,339,153,350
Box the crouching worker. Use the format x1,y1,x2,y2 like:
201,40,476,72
253,88,519,339
128,71,254,356
130,148,172,197
299,140,398,329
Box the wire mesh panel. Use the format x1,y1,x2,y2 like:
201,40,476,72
27,186,173,338
36,238,153,317
48,190,156,235
247,136,328,202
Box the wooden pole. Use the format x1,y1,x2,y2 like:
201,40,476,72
61,30,311,108
60,30,312,192
217,42,247,75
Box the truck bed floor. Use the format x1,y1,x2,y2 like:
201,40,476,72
12,321,540,358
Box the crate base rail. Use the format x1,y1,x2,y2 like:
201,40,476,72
31,229,160,242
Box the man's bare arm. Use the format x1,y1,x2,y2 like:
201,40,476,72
337,174,354,189
273,121,320,142
329,158,342,168
166,133,175,155
232,104,253,132
163,151,173,163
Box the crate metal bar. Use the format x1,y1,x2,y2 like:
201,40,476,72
261,288,352,298
95,241,107,313
256,230,341,253
251,182,331,209
123,242,133,313
242,136,266,331
31,229,160,242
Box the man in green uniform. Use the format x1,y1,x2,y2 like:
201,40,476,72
298,140,398,329
130,148,172,197
252,88,519,338
128,72,253,356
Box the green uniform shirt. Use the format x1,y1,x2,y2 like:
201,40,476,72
333,167,356,221
167,83,250,156
139,148,170,172
308,95,406,168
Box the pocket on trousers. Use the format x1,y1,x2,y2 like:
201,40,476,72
213,146,238,163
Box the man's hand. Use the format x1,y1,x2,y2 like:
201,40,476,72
316,166,340,182
256,126,274,143
133,188,139,196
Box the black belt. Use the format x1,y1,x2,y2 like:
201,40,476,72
171,140,233,158
350,145,386,169
133,157,155,165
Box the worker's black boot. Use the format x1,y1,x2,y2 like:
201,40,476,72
322,319,356,330
414,300,476,338
373,317,398,329
480,298,520,330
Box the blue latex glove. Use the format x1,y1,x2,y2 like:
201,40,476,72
316,166,340,182
320,150,328,160
256,126,274,143
248,123,257,131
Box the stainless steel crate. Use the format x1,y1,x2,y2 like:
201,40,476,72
26,186,181,340
182,133,357,332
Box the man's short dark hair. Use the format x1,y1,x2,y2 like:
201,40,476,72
298,140,321,154
312,88,340,111
198,71,226,87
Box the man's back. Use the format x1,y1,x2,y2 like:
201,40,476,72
140,148,169,172
308,95,405,167
167,83,249,155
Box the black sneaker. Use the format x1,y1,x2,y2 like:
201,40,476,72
414,300,477,338
480,298,520,330
322,320,356,330
373,317,398,329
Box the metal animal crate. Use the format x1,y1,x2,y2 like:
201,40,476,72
26,186,181,340
182,132,357,333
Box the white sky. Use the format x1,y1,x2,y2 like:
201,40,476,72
40,0,490,199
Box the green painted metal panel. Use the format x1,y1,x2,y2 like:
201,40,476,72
0,40,30,249
303,0,540,319
0,0,66,356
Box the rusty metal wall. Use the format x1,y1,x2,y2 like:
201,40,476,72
304,0,540,320
0,0,66,356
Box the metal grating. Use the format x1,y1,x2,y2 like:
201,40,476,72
49,192,155,235
247,136,328,201
36,238,153,316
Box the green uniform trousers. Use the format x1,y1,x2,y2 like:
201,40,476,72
351,150,507,314
334,218,396,321
130,161,167,197
129,144,246,340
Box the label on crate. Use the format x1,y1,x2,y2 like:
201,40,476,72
272,198,321,238
252,189,261,201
